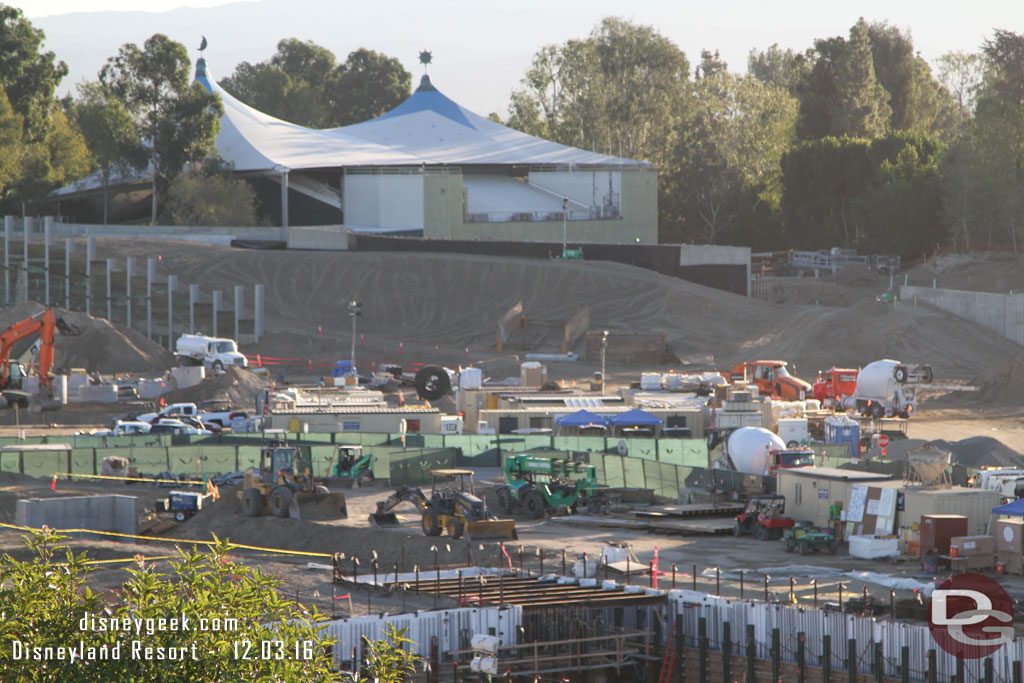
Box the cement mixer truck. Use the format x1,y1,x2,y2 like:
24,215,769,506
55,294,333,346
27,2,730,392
713,427,815,477
843,359,933,418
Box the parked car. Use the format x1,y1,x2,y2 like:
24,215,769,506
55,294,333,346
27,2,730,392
150,419,201,436
91,420,152,437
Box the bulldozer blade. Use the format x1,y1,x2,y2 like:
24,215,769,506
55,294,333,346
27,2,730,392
465,519,518,542
294,492,348,521
368,512,401,528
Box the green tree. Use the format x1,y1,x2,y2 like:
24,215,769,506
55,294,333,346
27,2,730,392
220,40,410,128
101,33,222,223
665,71,797,244
0,4,68,142
72,81,148,224
326,48,411,126
747,43,813,96
0,86,23,200
355,623,421,683
867,22,954,137
936,50,984,129
830,19,891,138
507,18,689,167
9,108,91,212
163,164,261,226
0,528,337,682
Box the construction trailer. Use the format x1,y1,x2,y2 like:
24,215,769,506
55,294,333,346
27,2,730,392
267,406,442,434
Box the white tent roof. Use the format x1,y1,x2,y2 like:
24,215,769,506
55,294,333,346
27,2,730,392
196,59,648,172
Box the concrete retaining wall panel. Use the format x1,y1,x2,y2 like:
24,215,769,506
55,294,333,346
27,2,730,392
16,494,138,534
138,378,171,399
78,385,118,403
901,285,1024,345
170,366,205,389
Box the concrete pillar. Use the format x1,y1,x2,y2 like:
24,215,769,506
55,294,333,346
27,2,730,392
54,374,67,405
105,258,113,321
64,238,72,309
4,216,11,306
86,236,95,315
254,283,264,341
189,283,199,334
125,257,134,328
167,274,177,344
212,290,222,338
281,170,290,241
146,258,157,339
43,217,52,305
234,285,243,341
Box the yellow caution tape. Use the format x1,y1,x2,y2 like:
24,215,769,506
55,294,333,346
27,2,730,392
83,555,178,565
54,472,208,486
0,522,333,559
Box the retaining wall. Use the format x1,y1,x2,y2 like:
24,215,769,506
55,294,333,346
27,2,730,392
15,494,137,534
900,285,1024,345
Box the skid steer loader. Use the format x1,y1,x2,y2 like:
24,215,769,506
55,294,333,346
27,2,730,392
369,469,517,541
238,440,347,520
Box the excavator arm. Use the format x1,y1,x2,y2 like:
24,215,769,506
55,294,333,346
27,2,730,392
369,486,430,526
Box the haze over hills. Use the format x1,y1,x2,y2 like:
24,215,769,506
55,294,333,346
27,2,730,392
30,0,1018,121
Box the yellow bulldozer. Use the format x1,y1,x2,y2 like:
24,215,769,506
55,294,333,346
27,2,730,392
238,440,347,520
370,469,517,541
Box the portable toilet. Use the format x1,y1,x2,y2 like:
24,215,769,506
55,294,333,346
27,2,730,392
825,415,860,459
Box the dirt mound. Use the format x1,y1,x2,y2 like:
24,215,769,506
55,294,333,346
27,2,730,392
74,238,1017,384
965,357,1024,404
929,437,1024,468
161,367,271,409
0,301,172,374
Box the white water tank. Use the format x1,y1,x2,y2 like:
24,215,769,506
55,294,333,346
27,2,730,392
459,367,483,390
726,427,786,476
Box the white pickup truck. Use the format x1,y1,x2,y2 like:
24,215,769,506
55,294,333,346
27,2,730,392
135,402,247,429
92,420,153,437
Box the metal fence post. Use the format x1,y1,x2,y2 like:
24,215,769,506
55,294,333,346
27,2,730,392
823,633,831,681
926,648,936,683
745,623,755,683
796,631,805,683
874,641,883,683
771,627,780,682
848,637,857,683
901,645,910,683
722,620,731,683
698,617,707,683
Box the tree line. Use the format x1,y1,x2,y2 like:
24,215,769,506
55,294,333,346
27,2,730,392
1,5,1021,256
506,17,1023,256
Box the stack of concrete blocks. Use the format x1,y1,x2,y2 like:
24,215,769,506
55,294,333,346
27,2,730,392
16,495,138,534
137,377,171,399
170,366,205,390
67,374,91,401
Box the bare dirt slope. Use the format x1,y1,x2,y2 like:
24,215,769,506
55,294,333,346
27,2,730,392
81,239,1022,384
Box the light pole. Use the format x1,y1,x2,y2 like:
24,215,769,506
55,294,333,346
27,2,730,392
600,330,609,396
347,300,362,371
561,197,568,258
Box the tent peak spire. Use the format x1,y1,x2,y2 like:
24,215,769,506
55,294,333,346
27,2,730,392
415,74,437,93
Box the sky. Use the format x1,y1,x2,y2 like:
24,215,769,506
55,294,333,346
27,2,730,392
17,0,1024,117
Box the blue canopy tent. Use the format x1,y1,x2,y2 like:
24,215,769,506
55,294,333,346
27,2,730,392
993,499,1024,515
609,409,664,426
610,408,663,437
555,410,611,428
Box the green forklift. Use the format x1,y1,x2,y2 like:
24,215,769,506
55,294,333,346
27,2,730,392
496,453,607,519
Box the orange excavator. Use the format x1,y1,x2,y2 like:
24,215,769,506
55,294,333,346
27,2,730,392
0,308,80,402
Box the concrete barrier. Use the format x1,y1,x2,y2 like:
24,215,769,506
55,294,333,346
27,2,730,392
77,385,118,403
16,494,138,534
287,225,351,250
138,377,171,399
170,366,205,389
